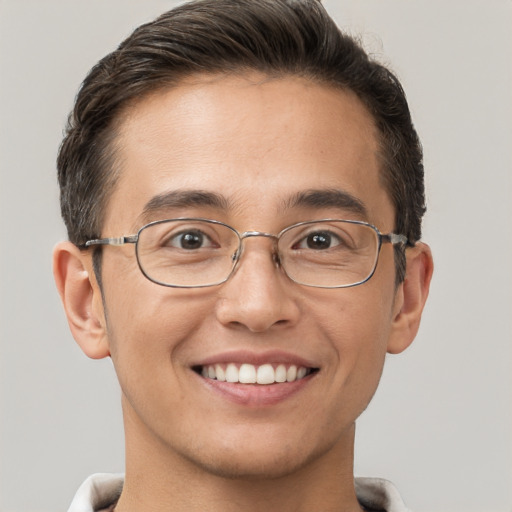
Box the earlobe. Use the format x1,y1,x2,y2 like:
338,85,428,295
53,241,110,359
387,242,433,354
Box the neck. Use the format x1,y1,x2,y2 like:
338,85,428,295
115,398,364,512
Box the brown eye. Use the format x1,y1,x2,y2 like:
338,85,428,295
307,232,332,250
294,231,341,250
168,230,212,250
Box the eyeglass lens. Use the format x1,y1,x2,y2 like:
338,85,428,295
135,219,380,288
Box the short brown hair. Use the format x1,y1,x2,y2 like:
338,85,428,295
57,0,425,282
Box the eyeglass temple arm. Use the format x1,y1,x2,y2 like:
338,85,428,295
381,233,408,246
84,235,138,247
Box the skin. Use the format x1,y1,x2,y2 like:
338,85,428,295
54,73,433,512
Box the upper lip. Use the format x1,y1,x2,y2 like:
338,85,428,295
191,349,319,369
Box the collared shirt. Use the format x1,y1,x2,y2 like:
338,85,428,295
67,473,411,512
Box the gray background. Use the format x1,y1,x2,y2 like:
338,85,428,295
1,1,511,511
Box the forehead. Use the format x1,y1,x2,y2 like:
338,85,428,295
105,73,393,232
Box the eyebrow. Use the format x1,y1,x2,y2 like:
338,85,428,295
136,187,368,227
283,189,368,218
138,190,231,224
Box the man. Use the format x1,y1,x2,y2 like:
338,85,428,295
53,0,433,510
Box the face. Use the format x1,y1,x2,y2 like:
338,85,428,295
94,74,403,478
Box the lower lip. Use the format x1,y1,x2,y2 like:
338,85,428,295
197,373,316,407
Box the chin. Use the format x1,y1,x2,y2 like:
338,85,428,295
177,431,336,481
186,451,312,481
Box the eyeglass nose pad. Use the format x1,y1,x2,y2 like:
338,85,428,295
231,238,245,264
272,250,281,267
231,249,240,262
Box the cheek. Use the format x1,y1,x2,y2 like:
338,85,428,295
102,249,210,346
323,298,390,372
316,284,395,409
102,285,219,435
102,269,213,383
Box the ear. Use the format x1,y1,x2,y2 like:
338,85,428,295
387,242,433,354
53,241,110,359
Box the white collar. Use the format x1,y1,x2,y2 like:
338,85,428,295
68,473,410,512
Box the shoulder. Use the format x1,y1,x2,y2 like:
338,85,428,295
67,473,124,512
355,477,411,512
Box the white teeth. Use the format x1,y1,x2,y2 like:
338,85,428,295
215,364,226,382
256,364,275,385
286,365,297,382
225,363,239,383
275,364,287,383
200,363,313,384
239,363,256,383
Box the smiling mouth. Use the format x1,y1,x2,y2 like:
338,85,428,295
193,363,318,385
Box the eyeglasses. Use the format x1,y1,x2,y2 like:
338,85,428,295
85,218,407,289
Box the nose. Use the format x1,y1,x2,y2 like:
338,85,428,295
215,237,301,333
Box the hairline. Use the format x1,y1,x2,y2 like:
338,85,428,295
94,69,396,235
89,70,404,284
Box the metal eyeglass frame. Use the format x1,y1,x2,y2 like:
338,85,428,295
84,218,408,289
